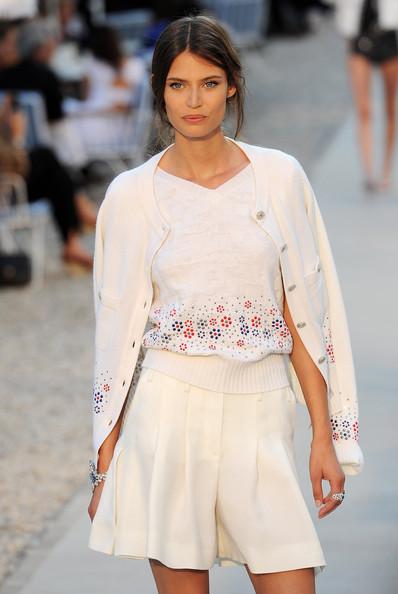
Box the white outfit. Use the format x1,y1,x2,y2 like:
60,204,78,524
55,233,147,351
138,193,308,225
77,54,146,111
328,0,398,37
62,53,146,156
141,163,292,393
89,161,328,575
89,137,364,476
90,354,327,575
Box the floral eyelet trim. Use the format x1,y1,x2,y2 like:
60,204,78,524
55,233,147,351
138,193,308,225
93,370,112,414
330,409,359,442
141,295,293,360
323,313,335,363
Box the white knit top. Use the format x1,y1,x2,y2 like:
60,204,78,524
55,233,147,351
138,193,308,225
141,162,293,393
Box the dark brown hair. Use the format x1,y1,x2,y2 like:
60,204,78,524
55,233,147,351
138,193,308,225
151,14,246,146
89,25,123,71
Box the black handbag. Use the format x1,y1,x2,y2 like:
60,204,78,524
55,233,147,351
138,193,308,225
0,251,32,286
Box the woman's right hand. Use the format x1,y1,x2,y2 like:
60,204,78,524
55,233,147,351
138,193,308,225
87,481,105,523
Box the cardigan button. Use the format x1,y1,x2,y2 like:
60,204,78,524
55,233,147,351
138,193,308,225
318,355,326,364
296,321,306,328
122,380,126,386
107,419,113,426
317,264,321,272
287,283,296,291
143,301,147,308
256,210,265,220
280,243,288,252
132,340,135,348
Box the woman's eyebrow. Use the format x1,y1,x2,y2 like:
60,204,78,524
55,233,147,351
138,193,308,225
166,75,224,82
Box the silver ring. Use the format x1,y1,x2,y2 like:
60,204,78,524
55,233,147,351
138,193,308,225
331,490,345,502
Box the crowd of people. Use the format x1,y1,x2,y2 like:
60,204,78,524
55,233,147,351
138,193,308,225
0,1,149,273
0,0,342,278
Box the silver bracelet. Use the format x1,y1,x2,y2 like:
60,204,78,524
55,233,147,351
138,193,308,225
89,459,107,492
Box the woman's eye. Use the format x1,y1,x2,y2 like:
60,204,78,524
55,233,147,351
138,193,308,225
168,81,219,89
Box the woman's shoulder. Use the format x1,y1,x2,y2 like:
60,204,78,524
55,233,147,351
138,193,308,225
242,140,306,180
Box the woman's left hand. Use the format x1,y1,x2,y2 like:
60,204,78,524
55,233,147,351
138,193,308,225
309,437,345,519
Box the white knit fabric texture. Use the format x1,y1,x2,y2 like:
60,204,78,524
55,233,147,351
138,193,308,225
141,162,293,393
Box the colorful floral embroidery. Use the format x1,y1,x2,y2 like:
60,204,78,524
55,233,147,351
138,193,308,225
93,370,112,414
323,313,335,363
330,409,359,442
141,295,293,359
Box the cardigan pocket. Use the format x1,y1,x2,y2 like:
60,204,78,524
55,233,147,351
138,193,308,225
96,289,120,350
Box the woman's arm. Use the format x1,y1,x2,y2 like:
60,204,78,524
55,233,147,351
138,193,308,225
283,292,346,518
97,397,128,474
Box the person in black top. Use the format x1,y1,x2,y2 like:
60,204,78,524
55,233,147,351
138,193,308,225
347,0,398,191
0,19,89,169
0,19,64,123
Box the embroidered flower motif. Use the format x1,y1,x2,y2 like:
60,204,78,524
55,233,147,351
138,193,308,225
330,409,359,441
323,314,335,363
92,371,112,414
209,327,221,340
141,295,293,359
271,317,284,330
240,323,250,336
251,315,261,328
183,326,195,338
220,316,232,327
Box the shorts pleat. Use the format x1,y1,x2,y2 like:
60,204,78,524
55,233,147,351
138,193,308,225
89,366,327,577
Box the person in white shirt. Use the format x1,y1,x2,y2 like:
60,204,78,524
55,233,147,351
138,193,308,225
87,13,361,594
79,24,146,112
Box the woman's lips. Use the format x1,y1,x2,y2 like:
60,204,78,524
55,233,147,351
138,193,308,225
183,116,206,122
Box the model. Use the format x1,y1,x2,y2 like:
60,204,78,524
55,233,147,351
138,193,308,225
332,0,398,191
87,14,364,594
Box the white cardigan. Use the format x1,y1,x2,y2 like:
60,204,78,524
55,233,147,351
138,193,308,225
328,0,398,37
91,137,364,476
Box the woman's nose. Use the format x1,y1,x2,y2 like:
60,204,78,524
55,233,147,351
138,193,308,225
187,89,202,108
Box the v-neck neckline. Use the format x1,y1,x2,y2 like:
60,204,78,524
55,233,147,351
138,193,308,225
155,161,252,192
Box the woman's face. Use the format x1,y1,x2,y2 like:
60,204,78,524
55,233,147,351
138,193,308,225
162,49,236,139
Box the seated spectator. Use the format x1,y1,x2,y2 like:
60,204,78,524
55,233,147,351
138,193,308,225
0,93,96,271
58,0,89,46
0,19,89,169
0,19,64,123
71,24,146,113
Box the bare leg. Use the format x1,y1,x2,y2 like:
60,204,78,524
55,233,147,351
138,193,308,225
62,230,93,271
73,191,98,229
245,563,316,594
379,57,398,190
149,558,210,594
347,53,374,188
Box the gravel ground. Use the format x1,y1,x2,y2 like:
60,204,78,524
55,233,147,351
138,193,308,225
0,15,352,588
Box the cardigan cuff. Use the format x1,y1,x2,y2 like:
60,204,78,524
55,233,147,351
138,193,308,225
333,440,364,475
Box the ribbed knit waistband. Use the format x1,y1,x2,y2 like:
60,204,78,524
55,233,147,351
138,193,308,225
141,348,291,394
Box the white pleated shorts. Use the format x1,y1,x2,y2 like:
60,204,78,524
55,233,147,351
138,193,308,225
88,366,327,577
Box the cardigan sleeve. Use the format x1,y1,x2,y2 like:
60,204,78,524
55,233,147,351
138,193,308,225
291,157,365,476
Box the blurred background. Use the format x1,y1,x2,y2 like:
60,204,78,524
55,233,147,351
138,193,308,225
0,1,396,593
